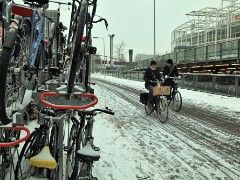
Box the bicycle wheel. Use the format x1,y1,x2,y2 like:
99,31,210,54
0,21,30,125
67,123,78,179
156,97,168,123
15,125,47,180
145,103,154,115
78,161,94,179
48,123,59,179
15,129,39,180
78,132,94,179
173,90,182,112
67,0,88,94
0,129,11,179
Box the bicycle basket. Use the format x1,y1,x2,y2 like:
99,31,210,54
153,86,171,96
140,93,148,104
24,0,49,4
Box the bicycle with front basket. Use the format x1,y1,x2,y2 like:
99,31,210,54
141,81,169,123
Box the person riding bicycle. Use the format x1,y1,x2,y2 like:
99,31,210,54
143,60,162,107
162,59,181,101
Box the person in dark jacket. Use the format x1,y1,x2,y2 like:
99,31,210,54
162,59,181,100
143,60,162,106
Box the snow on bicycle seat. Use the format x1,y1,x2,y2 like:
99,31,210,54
40,92,98,110
29,146,57,169
77,142,100,162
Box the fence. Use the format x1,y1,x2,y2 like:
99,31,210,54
104,70,240,97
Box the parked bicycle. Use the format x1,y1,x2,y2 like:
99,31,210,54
47,1,69,71
66,0,108,94
0,126,30,180
67,108,114,180
0,0,50,125
15,91,98,180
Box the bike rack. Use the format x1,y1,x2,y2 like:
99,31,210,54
40,92,98,110
0,126,30,147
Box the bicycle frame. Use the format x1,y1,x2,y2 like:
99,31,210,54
28,7,46,68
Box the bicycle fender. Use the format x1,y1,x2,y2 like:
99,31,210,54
3,27,18,48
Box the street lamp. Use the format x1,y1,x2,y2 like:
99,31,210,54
92,37,105,75
154,0,156,60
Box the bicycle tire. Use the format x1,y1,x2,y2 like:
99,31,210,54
78,126,94,179
0,129,12,179
48,123,59,179
0,21,30,125
0,47,13,125
15,129,39,180
173,90,182,112
67,123,78,179
78,161,93,179
156,97,168,123
15,124,48,180
49,23,59,68
67,0,88,94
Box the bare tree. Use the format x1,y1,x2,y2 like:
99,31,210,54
114,41,126,62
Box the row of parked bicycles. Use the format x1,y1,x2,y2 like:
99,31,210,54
0,0,112,179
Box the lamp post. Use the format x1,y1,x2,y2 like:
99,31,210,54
93,37,105,76
154,0,156,60
109,34,115,70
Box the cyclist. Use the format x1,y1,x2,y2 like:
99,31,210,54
143,60,162,108
162,59,181,101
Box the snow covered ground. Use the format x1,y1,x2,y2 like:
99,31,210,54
3,73,240,180
90,74,240,180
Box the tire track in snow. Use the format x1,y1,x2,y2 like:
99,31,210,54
94,78,240,179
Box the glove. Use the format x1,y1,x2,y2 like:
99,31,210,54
178,76,181,79
165,75,169,79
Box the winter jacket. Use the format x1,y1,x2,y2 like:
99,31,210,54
163,65,179,83
143,67,162,88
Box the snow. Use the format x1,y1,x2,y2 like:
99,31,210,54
91,74,240,116
3,73,240,180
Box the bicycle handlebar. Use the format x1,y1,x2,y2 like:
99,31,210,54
93,17,108,30
150,80,162,84
81,108,115,116
0,126,30,147
40,92,98,110
167,77,180,79
48,0,71,5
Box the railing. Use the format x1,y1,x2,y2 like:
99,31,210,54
104,70,240,97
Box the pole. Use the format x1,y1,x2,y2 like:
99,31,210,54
109,34,115,70
92,37,106,75
103,38,106,77
154,0,156,60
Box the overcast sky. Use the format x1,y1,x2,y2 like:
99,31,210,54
48,0,223,59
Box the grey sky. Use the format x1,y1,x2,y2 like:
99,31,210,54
48,0,222,59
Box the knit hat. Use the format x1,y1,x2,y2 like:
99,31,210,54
166,59,173,65
150,60,156,65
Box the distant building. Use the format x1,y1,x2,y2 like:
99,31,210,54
172,0,240,52
134,54,154,62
